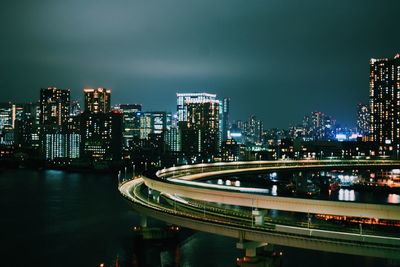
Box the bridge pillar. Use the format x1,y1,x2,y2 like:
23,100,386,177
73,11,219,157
151,190,161,203
140,215,148,228
236,241,268,257
252,209,267,226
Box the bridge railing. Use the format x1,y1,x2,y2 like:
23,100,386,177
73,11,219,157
156,159,400,180
122,178,400,246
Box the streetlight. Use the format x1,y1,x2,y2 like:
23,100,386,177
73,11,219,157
132,162,135,179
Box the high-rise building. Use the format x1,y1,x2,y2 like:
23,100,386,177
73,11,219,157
356,103,370,137
228,121,244,144
139,112,152,140
84,88,111,114
65,115,81,159
370,54,400,152
70,100,82,116
176,93,217,122
220,97,230,142
180,99,220,157
14,102,40,148
243,115,263,144
81,111,123,161
119,104,142,147
44,132,66,160
81,88,123,161
221,139,240,162
0,103,13,145
42,131,81,161
39,87,71,159
40,87,70,126
302,111,334,141
139,112,171,139
164,127,181,153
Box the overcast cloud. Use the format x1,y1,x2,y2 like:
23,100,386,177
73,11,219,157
0,0,399,127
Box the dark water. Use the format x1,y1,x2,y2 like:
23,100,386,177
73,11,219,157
0,169,398,267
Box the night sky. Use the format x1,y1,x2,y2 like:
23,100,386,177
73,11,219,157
1,0,399,128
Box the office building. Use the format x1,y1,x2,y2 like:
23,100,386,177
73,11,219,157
176,93,217,122
70,100,82,116
119,104,142,147
302,111,335,141
243,115,263,144
14,102,40,148
180,99,220,156
39,87,70,126
39,87,71,159
370,54,400,153
81,111,123,161
356,103,370,137
84,88,111,114
220,97,230,143
0,103,13,144
164,127,181,153
139,111,171,140
221,139,240,162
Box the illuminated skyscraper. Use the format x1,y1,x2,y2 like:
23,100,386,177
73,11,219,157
164,127,181,153
243,115,263,144
119,104,142,147
84,88,111,114
40,87,70,126
14,102,40,148
356,103,370,137
370,54,400,152
139,111,171,139
302,111,334,141
81,88,122,161
220,97,230,142
81,111,123,161
0,103,13,144
176,93,216,122
180,99,220,157
70,100,82,116
39,87,71,159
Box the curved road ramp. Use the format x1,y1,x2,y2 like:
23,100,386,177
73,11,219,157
119,160,400,260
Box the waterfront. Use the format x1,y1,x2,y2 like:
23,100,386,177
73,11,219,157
0,169,398,266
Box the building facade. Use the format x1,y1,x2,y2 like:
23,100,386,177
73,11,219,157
370,55,400,154
81,111,123,161
180,99,220,157
84,88,111,114
176,93,217,122
356,103,370,137
40,87,70,126
119,104,142,148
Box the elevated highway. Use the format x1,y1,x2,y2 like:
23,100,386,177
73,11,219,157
120,160,400,259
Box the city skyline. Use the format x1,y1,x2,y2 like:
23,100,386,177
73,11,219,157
2,2,400,267
0,86,363,131
1,0,400,128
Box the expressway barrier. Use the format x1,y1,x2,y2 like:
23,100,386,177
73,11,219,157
120,160,400,259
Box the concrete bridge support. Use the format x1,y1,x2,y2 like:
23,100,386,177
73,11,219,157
151,190,161,203
252,209,267,226
236,241,269,257
140,215,148,228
